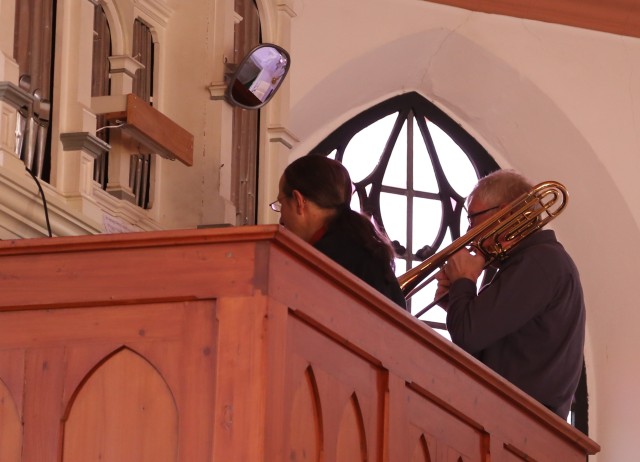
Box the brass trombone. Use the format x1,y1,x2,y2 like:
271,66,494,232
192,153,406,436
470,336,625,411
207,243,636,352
398,181,569,316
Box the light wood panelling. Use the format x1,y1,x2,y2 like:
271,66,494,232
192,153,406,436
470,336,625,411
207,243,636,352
0,225,599,461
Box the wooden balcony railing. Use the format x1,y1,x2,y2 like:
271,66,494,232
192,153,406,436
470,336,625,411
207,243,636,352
0,225,599,461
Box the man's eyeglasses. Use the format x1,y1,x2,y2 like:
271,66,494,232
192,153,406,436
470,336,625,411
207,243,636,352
269,200,281,212
466,205,500,225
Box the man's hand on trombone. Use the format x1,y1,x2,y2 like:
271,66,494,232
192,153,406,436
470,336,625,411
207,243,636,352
434,247,486,311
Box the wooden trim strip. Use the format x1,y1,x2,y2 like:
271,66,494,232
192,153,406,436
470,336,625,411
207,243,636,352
426,0,640,39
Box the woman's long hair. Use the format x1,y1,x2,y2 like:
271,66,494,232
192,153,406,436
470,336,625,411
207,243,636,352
282,155,397,271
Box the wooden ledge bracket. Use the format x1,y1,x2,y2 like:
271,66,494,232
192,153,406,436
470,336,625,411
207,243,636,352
94,93,194,166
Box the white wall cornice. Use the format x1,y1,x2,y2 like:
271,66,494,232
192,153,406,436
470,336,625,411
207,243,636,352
133,0,174,27
268,125,298,149
276,0,297,18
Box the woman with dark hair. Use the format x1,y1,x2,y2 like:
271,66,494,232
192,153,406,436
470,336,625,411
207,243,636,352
272,155,406,309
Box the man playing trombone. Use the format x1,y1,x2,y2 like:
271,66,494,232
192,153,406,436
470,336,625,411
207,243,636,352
434,169,585,419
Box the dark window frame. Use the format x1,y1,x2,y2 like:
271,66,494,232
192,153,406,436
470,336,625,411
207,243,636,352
312,91,498,271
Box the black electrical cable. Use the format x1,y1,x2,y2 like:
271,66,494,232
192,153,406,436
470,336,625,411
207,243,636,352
25,166,52,237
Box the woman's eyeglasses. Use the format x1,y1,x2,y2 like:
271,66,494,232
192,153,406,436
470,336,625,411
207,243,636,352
269,200,281,212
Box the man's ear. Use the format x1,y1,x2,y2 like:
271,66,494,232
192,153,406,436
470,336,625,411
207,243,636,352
292,190,306,213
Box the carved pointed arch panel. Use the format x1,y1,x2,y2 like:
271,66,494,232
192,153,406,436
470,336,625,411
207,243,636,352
406,383,489,461
0,377,21,462
411,434,432,462
336,392,368,462
288,365,323,461
62,348,178,462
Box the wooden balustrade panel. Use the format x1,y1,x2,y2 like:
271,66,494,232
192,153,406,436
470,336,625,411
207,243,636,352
285,316,383,461
404,384,489,461
64,348,178,462
268,240,598,462
284,306,492,462
288,366,322,460
0,373,21,462
0,300,217,462
0,226,599,461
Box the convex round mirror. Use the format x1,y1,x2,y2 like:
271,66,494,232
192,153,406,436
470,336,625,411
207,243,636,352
226,44,291,109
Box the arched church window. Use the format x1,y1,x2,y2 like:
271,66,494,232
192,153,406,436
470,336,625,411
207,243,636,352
311,92,499,335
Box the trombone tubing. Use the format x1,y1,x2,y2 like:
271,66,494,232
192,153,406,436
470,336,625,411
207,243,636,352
398,181,569,302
